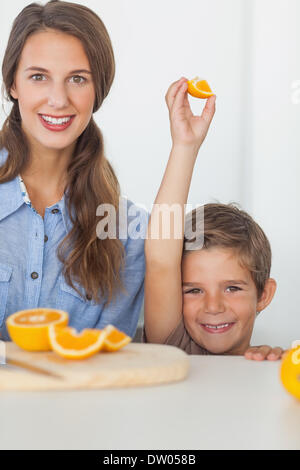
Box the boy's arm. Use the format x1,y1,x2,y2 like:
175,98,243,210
144,77,216,343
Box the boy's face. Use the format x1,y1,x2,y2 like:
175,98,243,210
182,247,268,355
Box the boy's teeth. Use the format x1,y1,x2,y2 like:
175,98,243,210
205,323,230,329
41,115,71,124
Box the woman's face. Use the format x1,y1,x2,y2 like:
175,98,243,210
10,29,95,152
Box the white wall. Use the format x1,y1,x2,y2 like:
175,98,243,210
246,0,300,348
0,0,299,348
93,0,246,208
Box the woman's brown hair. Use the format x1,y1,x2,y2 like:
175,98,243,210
0,0,125,304
183,203,272,300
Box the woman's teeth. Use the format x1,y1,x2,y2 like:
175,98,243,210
41,115,71,125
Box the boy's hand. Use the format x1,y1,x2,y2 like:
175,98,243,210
244,345,285,361
165,77,216,150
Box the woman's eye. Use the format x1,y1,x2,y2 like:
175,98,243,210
30,74,86,84
70,75,86,84
31,74,46,81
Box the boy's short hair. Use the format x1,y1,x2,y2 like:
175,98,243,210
183,203,272,300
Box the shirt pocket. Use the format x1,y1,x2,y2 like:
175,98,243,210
57,275,101,329
58,275,98,307
0,263,13,327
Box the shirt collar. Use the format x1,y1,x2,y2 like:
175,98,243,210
0,147,72,233
55,194,72,234
0,172,25,223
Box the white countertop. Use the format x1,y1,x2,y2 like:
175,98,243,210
1,355,299,450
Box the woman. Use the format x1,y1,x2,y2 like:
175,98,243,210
0,0,147,340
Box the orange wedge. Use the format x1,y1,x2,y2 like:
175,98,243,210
187,77,214,99
48,324,108,360
6,308,69,351
280,346,300,400
101,324,131,352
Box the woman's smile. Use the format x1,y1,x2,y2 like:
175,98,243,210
38,113,76,132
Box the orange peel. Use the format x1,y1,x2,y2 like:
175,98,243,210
101,324,131,352
48,324,108,360
6,308,69,351
187,77,214,99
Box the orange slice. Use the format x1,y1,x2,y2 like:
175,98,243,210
48,324,108,360
101,324,131,352
6,308,69,351
187,77,214,99
280,346,300,400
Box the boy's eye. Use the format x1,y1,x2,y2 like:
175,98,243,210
184,288,202,294
226,286,242,292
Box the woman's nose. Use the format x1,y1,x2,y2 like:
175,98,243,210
204,293,225,314
47,82,69,109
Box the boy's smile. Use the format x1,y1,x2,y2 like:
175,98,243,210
182,247,275,355
200,322,235,333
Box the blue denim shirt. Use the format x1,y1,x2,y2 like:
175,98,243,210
0,148,148,341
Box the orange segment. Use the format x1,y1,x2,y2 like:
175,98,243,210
101,324,131,352
280,346,300,400
48,325,108,359
13,311,63,325
6,308,69,351
187,77,214,99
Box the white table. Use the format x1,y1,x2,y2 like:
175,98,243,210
1,355,299,450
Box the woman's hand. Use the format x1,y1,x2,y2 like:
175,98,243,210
165,77,216,150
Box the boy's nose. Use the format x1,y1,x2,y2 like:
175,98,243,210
204,293,225,314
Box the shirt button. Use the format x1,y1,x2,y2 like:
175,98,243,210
44,235,48,242
31,272,39,280
51,208,59,214
86,294,92,301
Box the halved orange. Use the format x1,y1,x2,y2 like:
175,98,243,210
6,308,69,351
187,77,214,99
48,324,108,359
280,346,300,400
101,324,131,352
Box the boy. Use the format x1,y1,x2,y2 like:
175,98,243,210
143,77,283,360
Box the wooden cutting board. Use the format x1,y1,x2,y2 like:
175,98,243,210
0,342,190,391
